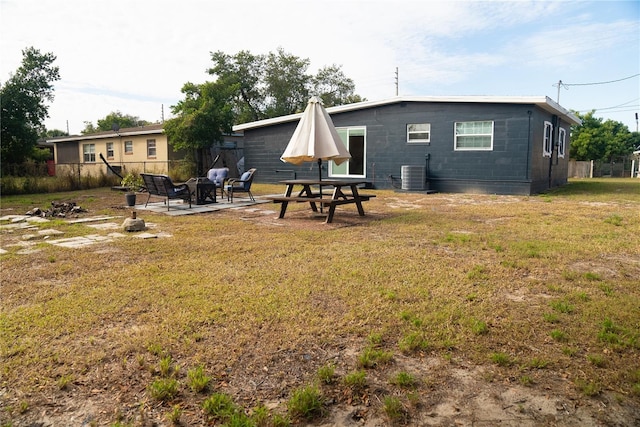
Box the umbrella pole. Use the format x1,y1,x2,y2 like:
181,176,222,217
318,158,323,213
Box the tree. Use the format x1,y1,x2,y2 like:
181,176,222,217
1,47,60,164
570,111,638,162
208,48,364,123
312,65,365,107
263,48,310,118
82,111,150,134
42,129,68,138
163,80,235,173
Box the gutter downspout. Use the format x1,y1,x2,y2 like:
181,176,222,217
526,110,532,181
548,115,558,189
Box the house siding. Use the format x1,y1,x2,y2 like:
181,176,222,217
50,125,178,178
239,100,573,195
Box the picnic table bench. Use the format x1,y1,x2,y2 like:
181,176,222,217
267,179,375,223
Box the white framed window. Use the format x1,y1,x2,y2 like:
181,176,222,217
83,144,95,162
124,140,133,154
147,139,156,158
106,142,114,159
407,123,430,143
454,121,493,150
558,127,566,158
543,121,553,157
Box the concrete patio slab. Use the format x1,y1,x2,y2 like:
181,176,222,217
131,196,273,216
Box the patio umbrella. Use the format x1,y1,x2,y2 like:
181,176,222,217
280,96,351,211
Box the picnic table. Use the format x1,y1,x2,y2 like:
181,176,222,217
268,179,375,223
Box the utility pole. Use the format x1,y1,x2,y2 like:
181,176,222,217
395,67,399,96
552,80,570,104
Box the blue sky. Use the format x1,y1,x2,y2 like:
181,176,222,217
1,0,638,134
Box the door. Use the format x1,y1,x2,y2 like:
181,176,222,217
331,127,366,178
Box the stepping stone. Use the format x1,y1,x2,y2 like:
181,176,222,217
107,232,128,238
17,248,42,255
67,216,120,224
135,232,158,239
25,217,50,224
87,222,121,230
38,229,65,237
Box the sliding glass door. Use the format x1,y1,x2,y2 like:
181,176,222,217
331,127,366,178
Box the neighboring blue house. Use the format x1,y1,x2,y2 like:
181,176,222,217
232,96,581,195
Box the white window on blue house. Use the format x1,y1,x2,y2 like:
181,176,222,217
543,121,553,157
454,121,493,150
558,127,566,158
106,142,114,159
83,144,95,162
407,123,430,143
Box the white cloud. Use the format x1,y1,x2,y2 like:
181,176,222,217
1,0,638,132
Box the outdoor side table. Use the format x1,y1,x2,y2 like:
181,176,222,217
186,178,217,205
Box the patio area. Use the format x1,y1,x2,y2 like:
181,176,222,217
132,194,274,216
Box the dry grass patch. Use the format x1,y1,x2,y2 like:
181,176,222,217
1,179,639,425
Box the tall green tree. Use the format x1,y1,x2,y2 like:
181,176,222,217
164,80,235,173
570,111,638,162
263,48,310,118
209,50,265,123
208,48,364,123
1,47,60,164
312,65,365,107
81,111,150,134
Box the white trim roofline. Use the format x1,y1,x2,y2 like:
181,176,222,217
232,95,581,132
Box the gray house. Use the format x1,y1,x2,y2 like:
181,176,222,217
232,96,581,195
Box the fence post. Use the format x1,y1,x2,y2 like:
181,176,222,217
589,160,594,178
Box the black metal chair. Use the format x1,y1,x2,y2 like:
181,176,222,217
140,173,191,210
226,168,256,202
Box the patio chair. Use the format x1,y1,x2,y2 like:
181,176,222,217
226,168,256,202
140,173,192,210
206,167,229,197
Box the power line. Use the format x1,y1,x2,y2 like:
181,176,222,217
553,73,640,103
562,73,640,87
